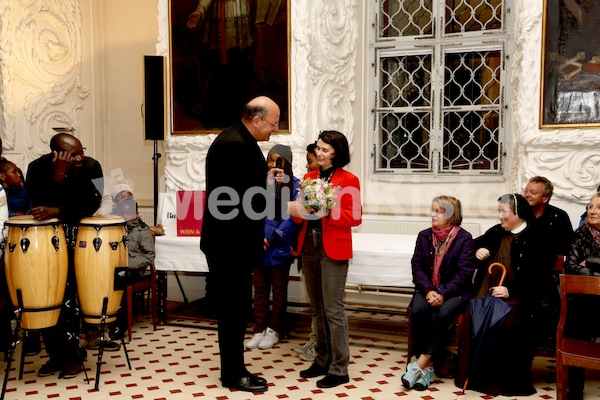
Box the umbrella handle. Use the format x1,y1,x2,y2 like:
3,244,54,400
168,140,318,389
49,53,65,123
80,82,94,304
488,262,507,286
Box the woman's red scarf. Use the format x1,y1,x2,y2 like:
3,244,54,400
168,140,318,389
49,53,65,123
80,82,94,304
431,225,460,289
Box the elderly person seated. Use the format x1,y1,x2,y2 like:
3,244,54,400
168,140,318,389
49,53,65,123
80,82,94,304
564,192,600,400
402,195,476,391
465,193,556,396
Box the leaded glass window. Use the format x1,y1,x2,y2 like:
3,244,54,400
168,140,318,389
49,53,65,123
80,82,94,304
373,0,509,177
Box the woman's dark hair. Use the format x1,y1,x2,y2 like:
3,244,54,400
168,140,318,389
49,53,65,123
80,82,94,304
306,141,316,154
318,130,350,168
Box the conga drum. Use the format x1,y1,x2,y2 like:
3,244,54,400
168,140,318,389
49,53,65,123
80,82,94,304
74,215,127,324
4,216,68,330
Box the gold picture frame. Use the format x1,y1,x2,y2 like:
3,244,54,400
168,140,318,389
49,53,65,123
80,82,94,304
168,0,290,134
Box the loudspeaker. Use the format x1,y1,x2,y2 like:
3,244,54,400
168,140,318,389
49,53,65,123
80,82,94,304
144,55,165,141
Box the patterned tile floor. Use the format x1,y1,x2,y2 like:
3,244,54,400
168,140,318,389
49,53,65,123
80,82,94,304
1,312,599,399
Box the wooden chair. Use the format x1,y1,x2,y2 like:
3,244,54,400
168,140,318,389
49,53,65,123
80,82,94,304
126,263,158,342
556,274,600,400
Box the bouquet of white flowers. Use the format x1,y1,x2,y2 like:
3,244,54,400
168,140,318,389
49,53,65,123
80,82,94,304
298,178,336,214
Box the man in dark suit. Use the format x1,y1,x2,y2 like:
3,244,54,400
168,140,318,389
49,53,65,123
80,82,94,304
201,96,280,392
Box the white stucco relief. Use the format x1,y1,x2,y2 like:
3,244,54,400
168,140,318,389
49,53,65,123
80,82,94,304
0,0,88,162
157,0,357,192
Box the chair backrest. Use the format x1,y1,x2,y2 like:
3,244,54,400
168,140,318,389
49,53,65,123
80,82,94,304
559,274,600,296
557,274,600,343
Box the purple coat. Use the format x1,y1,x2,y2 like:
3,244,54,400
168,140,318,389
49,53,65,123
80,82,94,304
411,227,476,300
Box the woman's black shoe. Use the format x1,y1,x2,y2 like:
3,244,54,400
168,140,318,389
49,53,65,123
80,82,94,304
316,373,350,388
300,362,328,378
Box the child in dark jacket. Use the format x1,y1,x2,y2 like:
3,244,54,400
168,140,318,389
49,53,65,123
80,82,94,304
246,144,301,350
0,160,39,357
0,160,30,217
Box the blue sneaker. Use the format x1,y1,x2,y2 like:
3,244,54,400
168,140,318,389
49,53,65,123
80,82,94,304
413,366,435,391
401,361,422,389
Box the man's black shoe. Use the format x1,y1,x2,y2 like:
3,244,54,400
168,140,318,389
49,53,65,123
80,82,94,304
59,362,83,379
38,359,63,377
300,362,329,378
222,376,268,392
243,372,266,385
316,373,350,388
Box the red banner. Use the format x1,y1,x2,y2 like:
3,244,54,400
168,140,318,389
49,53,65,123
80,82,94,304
176,191,205,236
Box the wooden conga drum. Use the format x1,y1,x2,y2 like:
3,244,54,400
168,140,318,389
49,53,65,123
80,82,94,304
74,215,127,324
4,216,68,330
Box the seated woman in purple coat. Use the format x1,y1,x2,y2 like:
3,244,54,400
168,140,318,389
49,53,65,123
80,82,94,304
402,195,476,391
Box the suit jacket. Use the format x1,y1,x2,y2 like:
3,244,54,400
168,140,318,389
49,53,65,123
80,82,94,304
295,168,362,260
200,121,267,266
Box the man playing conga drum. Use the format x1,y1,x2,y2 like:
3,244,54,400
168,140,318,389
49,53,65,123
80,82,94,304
26,132,103,379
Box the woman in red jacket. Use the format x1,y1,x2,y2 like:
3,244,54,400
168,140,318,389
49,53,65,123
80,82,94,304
289,130,362,388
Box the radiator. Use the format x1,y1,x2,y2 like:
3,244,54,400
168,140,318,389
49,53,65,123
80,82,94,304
138,209,155,225
355,215,481,237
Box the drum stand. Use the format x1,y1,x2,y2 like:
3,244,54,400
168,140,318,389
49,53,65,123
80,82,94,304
0,289,89,400
86,297,131,391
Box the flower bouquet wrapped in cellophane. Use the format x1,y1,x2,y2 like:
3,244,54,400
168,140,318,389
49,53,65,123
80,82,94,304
298,178,336,214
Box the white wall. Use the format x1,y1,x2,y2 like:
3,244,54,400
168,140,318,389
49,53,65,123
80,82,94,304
95,0,165,207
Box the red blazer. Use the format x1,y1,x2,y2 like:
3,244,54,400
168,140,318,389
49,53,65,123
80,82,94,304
295,168,362,260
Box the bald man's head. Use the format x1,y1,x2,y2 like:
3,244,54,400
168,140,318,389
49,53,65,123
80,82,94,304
50,133,82,152
242,96,280,142
49,133,85,170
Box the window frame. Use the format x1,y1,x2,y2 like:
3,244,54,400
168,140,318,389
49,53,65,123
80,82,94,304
369,0,513,182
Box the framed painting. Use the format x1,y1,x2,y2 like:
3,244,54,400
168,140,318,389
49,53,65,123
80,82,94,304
168,0,290,134
540,0,600,128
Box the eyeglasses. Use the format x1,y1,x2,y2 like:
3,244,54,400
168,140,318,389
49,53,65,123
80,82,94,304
261,117,279,128
587,204,600,212
497,209,512,215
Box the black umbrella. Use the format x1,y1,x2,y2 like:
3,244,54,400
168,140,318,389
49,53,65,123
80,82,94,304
462,262,512,392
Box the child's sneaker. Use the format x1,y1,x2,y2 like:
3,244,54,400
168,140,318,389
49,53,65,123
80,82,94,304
245,331,265,349
258,327,279,349
294,339,316,354
299,341,316,361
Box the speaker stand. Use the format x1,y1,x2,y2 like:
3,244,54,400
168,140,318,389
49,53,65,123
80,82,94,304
152,139,161,226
